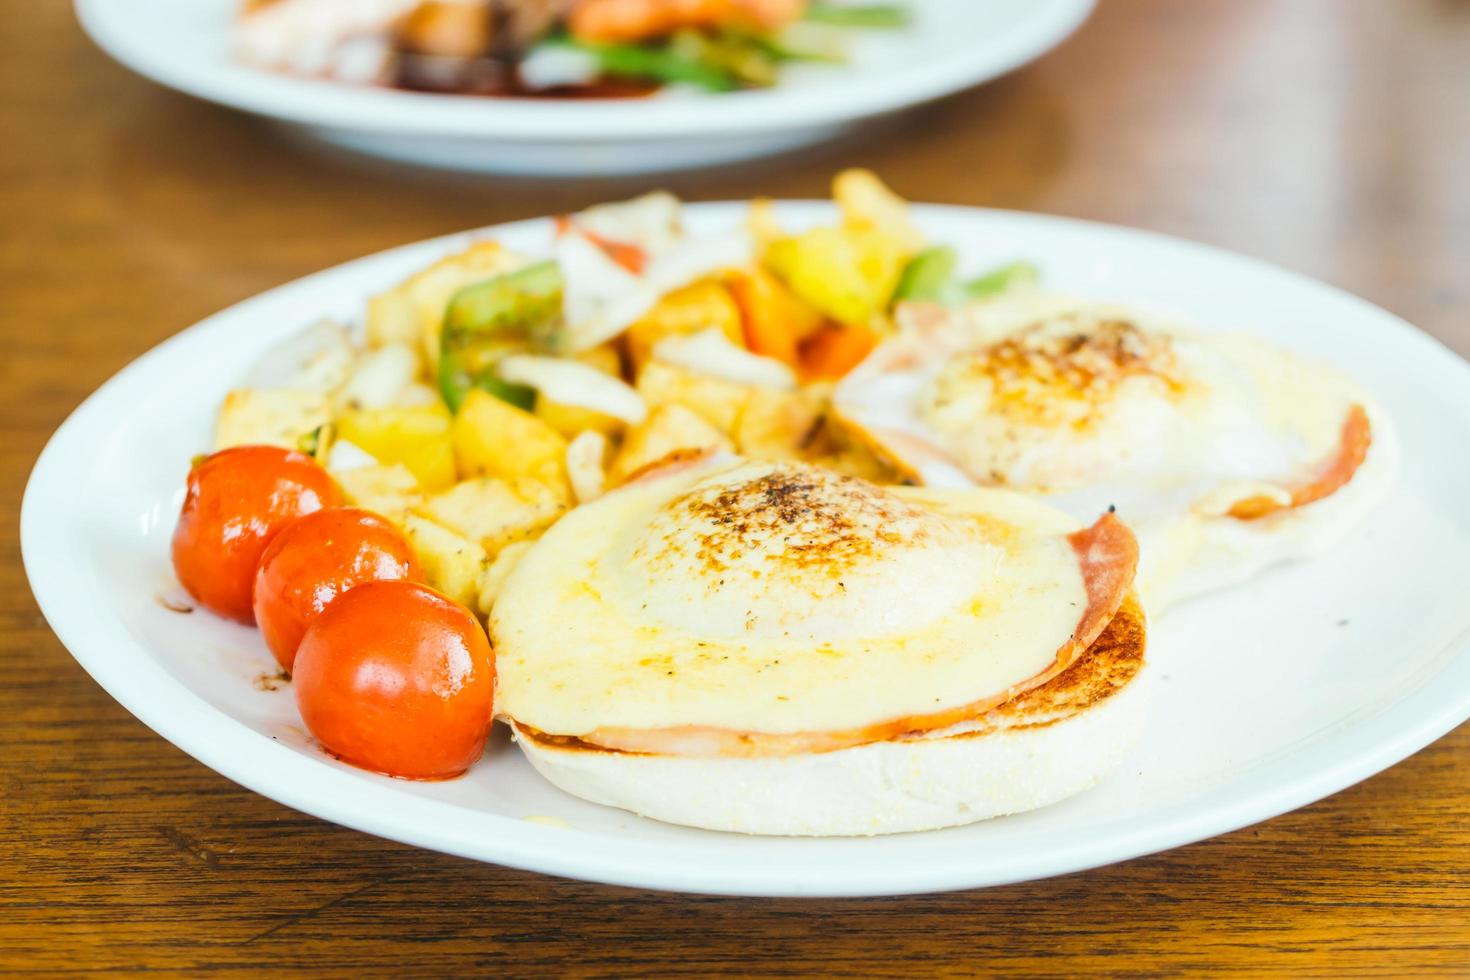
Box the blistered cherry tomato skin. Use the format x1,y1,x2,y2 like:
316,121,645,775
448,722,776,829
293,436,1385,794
252,508,419,672
293,581,495,780
171,446,342,623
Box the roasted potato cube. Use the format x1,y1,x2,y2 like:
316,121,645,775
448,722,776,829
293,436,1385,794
635,360,751,436
402,514,485,608
625,280,744,371
335,404,457,491
214,388,332,452
734,386,824,462
475,539,534,616
534,397,624,439
452,388,571,495
576,343,624,378
608,403,733,485
416,476,568,557
334,463,421,525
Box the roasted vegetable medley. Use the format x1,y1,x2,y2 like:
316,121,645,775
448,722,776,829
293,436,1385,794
211,170,1036,619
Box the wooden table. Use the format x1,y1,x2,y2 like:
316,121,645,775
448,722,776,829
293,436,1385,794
5,0,1468,974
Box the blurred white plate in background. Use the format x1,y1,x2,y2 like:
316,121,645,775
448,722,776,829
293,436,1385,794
75,0,1094,176
23,203,1470,896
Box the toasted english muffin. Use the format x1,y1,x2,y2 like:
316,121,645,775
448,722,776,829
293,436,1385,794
514,595,1146,836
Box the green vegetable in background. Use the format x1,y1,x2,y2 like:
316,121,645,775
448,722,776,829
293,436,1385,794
438,260,564,413
890,253,1041,308
893,246,959,303
804,3,911,28
963,260,1040,299
672,30,781,87
558,37,737,91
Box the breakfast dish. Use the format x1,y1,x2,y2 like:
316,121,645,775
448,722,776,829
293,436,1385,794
76,0,1096,174
237,0,908,98
834,296,1398,611
146,172,1402,836
26,194,1470,893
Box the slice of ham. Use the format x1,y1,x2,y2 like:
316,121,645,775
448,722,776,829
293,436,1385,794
1228,404,1372,519
545,511,1140,759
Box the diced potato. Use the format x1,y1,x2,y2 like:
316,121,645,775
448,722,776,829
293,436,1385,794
815,444,904,484
565,429,609,504
635,360,751,436
334,463,421,525
608,403,733,485
625,280,744,371
475,540,534,616
336,344,419,411
336,404,457,491
452,388,571,495
734,387,824,462
365,289,418,353
365,240,529,369
213,388,332,452
575,343,625,378
402,514,485,608
535,397,623,439
416,476,568,557
833,168,925,254
764,226,908,326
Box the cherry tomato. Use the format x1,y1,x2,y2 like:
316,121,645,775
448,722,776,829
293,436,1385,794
171,445,342,623
252,508,419,672
293,581,495,780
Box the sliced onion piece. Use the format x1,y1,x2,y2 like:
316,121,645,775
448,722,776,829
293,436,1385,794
498,354,648,425
653,328,797,391
244,318,354,393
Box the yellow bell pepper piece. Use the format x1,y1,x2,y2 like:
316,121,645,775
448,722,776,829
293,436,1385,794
335,404,457,491
763,226,908,327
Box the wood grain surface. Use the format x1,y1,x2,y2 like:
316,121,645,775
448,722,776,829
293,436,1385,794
4,0,1469,975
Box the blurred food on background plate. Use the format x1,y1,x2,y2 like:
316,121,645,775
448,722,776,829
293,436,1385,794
237,0,910,97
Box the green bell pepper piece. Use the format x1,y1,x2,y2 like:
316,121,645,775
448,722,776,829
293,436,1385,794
963,260,1040,299
438,260,564,413
893,246,959,303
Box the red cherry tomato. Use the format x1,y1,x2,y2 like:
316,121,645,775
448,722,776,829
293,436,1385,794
171,445,341,623
293,581,495,780
252,508,419,672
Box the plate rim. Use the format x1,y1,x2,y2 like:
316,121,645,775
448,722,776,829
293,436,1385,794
73,0,1095,140
23,202,1470,897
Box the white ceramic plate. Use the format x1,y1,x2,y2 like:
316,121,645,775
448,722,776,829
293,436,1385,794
75,0,1093,175
24,204,1470,897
